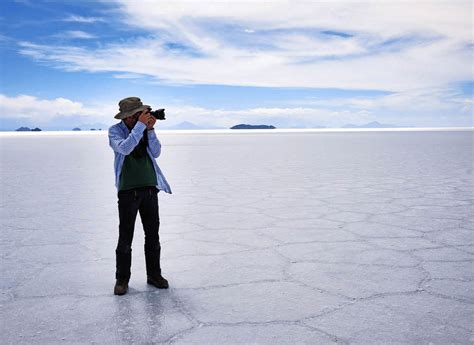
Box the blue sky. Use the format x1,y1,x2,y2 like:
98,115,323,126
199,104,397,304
0,0,472,130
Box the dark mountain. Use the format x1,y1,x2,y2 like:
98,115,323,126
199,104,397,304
231,124,276,129
15,127,31,131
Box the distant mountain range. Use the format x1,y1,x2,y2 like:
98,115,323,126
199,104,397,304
228,121,401,129
165,121,206,130
1,120,415,131
165,121,406,130
342,121,401,128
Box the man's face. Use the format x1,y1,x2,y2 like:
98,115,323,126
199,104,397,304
123,111,141,128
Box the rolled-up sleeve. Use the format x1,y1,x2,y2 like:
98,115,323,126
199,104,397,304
147,129,162,158
108,121,146,155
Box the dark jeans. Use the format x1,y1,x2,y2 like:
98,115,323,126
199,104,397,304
116,186,161,281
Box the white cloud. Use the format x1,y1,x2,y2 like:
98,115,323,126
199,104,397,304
0,94,374,128
296,87,469,111
1,93,470,129
113,73,149,79
115,0,466,33
17,36,471,91
0,94,113,124
0,34,11,42
17,1,472,91
54,30,97,39
63,15,104,23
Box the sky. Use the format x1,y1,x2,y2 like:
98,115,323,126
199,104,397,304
0,0,472,130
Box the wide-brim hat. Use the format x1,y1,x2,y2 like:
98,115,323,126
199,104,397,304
115,97,150,119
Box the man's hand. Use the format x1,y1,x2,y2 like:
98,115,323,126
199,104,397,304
138,109,156,130
146,115,156,130
138,110,152,125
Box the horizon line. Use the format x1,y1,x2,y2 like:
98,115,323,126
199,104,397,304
1,127,472,137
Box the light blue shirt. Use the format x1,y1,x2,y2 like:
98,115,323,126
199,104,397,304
108,121,172,194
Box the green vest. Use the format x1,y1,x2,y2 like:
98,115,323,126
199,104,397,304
119,153,157,191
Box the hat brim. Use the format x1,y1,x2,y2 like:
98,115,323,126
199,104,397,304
114,105,150,120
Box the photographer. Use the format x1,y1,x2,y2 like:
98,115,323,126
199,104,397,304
108,97,172,296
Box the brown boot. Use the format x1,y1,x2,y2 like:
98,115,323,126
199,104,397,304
114,279,129,295
147,274,169,289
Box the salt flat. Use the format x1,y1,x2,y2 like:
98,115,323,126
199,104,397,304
1,129,473,344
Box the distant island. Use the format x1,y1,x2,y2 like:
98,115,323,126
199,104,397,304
16,127,31,131
72,127,81,131
15,127,42,132
231,124,276,129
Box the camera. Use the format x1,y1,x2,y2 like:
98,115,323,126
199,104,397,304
148,107,166,120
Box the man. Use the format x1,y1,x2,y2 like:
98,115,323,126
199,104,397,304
108,97,172,296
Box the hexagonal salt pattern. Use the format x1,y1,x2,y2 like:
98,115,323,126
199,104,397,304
1,130,472,343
